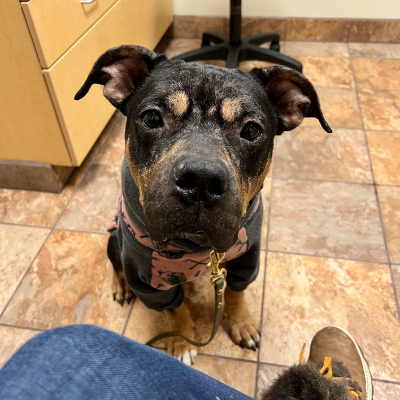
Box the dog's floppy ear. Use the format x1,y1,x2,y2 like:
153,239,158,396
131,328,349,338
249,65,332,134
74,45,159,113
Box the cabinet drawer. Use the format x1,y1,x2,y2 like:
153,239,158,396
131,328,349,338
22,0,118,68
43,0,173,166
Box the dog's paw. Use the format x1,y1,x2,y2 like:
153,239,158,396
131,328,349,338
225,312,261,351
167,338,197,366
112,276,134,306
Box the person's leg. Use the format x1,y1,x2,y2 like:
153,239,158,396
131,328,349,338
0,325,253,400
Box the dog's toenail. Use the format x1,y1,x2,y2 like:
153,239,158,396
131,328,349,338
239,340,245,348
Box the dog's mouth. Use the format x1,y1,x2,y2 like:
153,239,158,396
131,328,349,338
151,225,210,250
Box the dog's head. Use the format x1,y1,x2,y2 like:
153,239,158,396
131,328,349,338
76,45,331,252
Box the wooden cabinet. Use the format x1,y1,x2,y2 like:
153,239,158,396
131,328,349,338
0,0,173,167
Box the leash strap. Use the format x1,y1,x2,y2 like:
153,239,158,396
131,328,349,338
146,251,226,348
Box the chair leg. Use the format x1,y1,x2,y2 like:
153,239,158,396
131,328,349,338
171,44,229,63
202,32,228,47
246,32,280,46
226,45,241,69
241,44,302,72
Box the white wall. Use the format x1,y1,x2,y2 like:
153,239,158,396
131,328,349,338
172,0,400,19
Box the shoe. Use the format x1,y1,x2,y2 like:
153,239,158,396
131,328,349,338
308,326,373,400
261,326,373,400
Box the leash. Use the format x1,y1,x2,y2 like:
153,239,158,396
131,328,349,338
146,250,226,347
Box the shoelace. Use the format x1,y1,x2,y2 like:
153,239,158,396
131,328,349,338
299,343,361,399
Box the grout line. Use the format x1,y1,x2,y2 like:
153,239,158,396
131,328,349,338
51,116,121,231
197,352,257,365
0,221,50,230
0,229,52,320
258,360,291,368
0,115,122,325
266,248,388,265
52,228,110,236
373,378,400,386
348,43,400,322
254,162,275,398
0,323,45,332
92,162,122,167
121,301,135,336
272,175,374,186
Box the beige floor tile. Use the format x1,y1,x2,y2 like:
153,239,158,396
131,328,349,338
367,131,400,185
358,89,400,131
260,179,271,249
260,252,400,381
0,224,49,314
297,57,354,88
255,364,286,400
274,127,372,183
0,230,129,331
393,265,400,306
302,88,362,129
85,111,122,164
95,116,126,165
0,326,39,368
378,186,400,264
0,163,89,228
373,381,400,400
353,59,400,90
284,41,349,58
56,164,121,232
193,355,257,397
125,253,266,361
349,43,400,60
269,180,386,262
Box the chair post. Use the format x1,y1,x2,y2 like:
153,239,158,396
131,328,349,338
230,0,242,45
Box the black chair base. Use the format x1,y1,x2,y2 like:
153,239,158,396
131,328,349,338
172,31,303,72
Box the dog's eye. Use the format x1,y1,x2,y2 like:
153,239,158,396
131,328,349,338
142,110,163,129
240,122,262,141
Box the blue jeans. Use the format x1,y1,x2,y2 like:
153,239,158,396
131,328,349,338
0,325,253,400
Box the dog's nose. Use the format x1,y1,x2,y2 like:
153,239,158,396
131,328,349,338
173,158,228,205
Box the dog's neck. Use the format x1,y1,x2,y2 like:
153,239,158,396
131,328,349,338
121,157,260,253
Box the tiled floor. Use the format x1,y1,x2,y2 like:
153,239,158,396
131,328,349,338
1,39,400,398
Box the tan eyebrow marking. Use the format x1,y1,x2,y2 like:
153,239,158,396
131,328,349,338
221,98,242,122
166,91,189,116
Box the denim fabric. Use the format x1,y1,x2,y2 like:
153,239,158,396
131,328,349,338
0,325,253,400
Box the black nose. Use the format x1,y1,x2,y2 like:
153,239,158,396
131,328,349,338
173,158,228,205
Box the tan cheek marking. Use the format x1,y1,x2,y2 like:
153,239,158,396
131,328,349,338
221,98,242,122
223,148,272,215
125,137,145,204
166,91,189,116
141,139,184,192
126,138,185,205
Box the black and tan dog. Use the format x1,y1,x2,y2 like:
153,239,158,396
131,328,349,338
75,45,331,365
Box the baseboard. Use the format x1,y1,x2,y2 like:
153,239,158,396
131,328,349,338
166,16,400,43
0,159,75,193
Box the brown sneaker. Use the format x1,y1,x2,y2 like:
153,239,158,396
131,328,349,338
261,326,373,400
308,326,373,400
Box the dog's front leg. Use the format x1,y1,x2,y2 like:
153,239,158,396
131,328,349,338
224,286,260,350
164,303,197,366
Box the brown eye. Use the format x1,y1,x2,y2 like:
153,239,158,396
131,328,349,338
241,122,262,141
142,110,163,129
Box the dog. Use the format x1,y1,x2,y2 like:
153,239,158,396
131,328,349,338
75,45,331,366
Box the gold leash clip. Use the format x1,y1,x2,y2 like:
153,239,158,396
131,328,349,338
208,250,226,285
